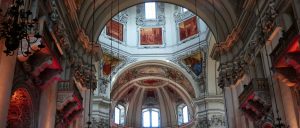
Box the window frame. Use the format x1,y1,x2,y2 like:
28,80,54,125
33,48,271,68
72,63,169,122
114,104,126,125
177,104,189,125
142,108,160,128
182,106,189,123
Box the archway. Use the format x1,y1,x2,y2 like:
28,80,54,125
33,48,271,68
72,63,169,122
110,60,196,127
78,0,237,43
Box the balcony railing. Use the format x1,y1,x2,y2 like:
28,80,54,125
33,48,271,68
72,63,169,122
57,81,83,103
238,78,269,105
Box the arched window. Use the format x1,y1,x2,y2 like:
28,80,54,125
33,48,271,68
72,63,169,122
114,104,125,125
177,104,189,125
142,108,160,127
182,106,189,123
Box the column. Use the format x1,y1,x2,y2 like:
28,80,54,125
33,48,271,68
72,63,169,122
231,86,242,128
278,80,299,128
224,87,235,128
0,42,17,128
83,89,93,127
38,80,59,128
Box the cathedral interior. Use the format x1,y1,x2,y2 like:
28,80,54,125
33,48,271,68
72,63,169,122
0,0,300,128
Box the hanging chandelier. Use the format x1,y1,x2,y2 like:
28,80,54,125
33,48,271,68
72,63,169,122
0,0,45,56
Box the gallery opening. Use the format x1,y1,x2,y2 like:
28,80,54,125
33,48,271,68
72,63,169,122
0,0,300,128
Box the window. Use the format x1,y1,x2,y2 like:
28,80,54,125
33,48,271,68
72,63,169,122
181,7,188,12
142,108,160,127
145,2,156,19
178,104,189,125
114,104,125,125
183,106,189,123
115,107,120,124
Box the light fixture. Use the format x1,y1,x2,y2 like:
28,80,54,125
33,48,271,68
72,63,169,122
0,0,45,56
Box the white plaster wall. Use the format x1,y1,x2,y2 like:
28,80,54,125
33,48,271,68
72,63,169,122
98,3,209,59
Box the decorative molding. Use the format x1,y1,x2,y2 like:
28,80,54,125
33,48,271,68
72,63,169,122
211,1,280,62
73,63,97,90
173,8,194,23
77,29,90,50
113,12,129,24
196,114,226,128
91,118,109,128
218,57,247,88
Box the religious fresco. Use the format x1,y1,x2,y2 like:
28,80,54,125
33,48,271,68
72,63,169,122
140,27,162,45
183,52,203,76
106,20,124,42
179,16,198,41
102,53,120,76
113,64,195,98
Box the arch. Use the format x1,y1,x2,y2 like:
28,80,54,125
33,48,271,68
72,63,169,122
110,60,201,97
79,0,237,43
7,88,34,128
111,77,194,105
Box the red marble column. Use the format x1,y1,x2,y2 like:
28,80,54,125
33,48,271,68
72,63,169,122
38,80,59,128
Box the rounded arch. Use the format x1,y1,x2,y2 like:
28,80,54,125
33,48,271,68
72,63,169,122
110,60,202,97
111,76,194,103
79,0,238,43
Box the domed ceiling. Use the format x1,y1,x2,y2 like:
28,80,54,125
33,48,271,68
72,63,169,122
111,63,195,98
97,2,210,82
99,2,209,58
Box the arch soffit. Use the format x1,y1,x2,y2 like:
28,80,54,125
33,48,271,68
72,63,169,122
112,76,194,103
79,0,238,43
110,60,200,96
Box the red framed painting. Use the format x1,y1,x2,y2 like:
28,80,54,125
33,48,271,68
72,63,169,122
179,16,198,41
140,27,163,45
106,20,123,42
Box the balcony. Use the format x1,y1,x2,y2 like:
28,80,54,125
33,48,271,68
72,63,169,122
239,78,271,120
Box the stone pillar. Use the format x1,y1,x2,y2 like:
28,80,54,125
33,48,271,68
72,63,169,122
231,86,242,128
83,89,93,127
254,55,265,78
38,81,59,128
224,87,235,128
0,42,17,128
277,80,299,128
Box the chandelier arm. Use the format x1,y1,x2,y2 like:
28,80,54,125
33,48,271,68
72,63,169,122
0,0,43,56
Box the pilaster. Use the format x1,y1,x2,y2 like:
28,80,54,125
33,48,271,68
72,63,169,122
0,42,17,128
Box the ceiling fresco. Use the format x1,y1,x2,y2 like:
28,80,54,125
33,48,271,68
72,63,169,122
113,64,195,97
136,79,165,87
182,52,203,76
101,53,121,77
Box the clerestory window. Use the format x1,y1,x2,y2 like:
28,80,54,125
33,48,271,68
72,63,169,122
142,108,160,127
145,2,156,19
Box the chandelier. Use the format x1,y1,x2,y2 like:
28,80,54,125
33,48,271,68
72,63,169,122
0,0,45,56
